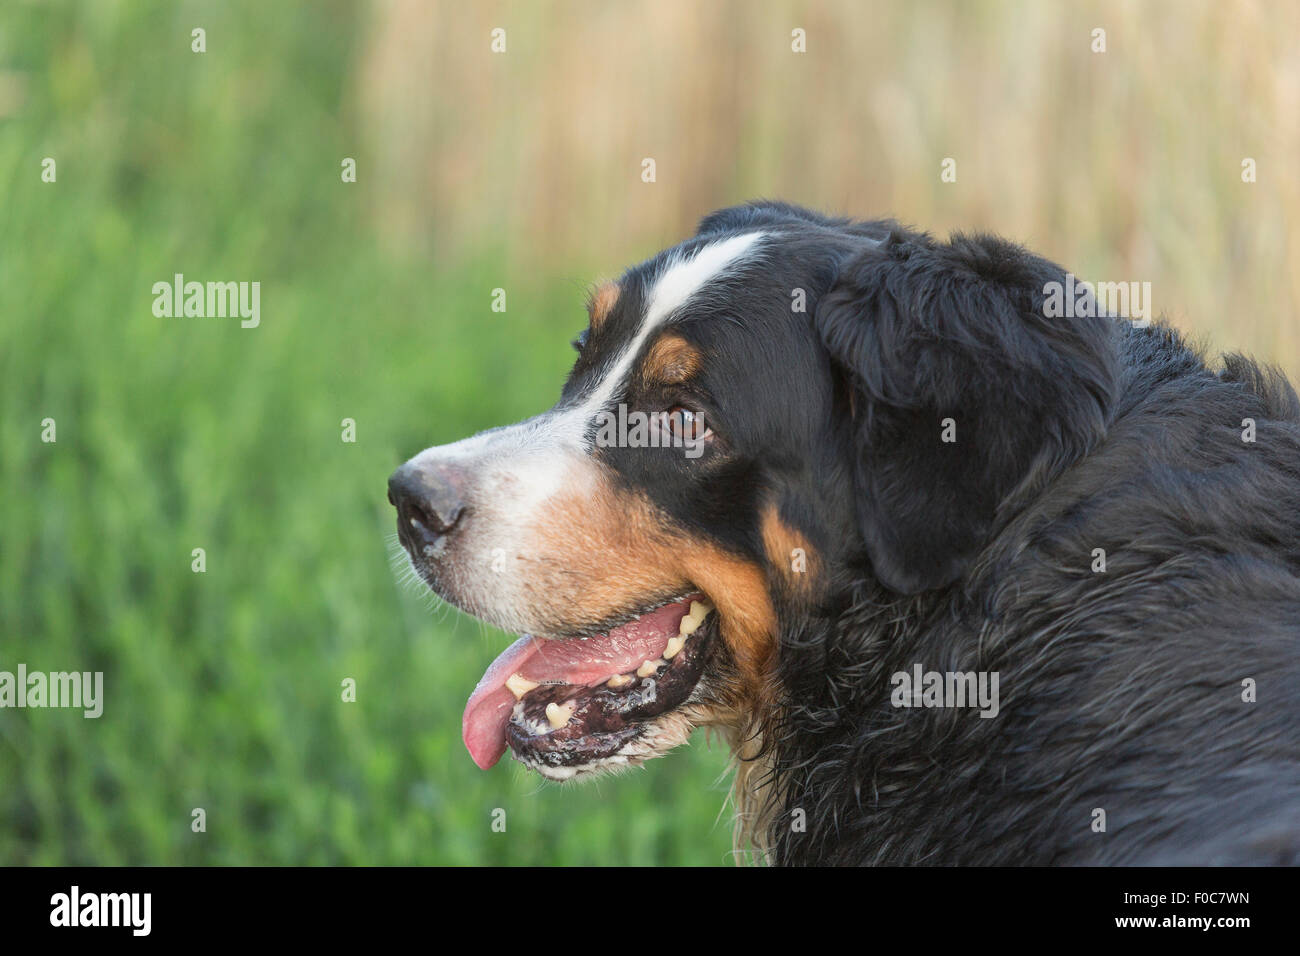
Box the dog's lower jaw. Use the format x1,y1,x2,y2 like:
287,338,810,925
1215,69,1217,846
512,700,710,781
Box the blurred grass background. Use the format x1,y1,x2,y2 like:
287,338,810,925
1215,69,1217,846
0,0,1295,865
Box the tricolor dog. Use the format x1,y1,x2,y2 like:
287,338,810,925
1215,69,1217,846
389,202,1300,865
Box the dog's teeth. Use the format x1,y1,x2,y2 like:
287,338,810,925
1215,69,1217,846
506,673,540,699
545,701,575,729
636,659,663,678
664,634,686,659
679,600,713,636
606,673,634,689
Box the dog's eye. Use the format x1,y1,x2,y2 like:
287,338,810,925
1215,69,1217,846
571,329,589,353
664,405,712,442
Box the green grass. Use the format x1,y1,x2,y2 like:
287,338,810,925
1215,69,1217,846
4,0,1294,867
0,2,737,865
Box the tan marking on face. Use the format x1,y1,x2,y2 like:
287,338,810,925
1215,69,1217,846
676,547,777,686
761,503,819,594
640,334,702,387
587,281,620,331
522,469,778,691
520,478,684,633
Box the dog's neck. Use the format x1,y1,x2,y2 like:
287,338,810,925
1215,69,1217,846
731,576,948,863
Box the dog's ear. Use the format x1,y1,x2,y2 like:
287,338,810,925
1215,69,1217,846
816,230,1119,594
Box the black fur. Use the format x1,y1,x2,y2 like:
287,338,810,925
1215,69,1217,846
414,199,1300,865
679,203,1300,865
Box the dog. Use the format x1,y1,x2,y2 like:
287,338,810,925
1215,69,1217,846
388,201,1300,865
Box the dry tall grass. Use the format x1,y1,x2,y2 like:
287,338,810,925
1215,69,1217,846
356,0,1298,370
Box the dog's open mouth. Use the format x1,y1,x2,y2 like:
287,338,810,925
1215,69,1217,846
462,595,717,775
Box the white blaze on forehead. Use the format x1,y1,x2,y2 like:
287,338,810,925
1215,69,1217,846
646,232,769,334
581,231,766,417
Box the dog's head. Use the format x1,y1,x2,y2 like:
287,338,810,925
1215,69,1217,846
389,202,1118,780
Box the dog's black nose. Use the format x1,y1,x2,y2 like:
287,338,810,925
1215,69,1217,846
388,462,466,553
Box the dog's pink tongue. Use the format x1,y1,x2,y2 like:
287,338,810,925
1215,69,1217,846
462,635,541,770
461,601,693,769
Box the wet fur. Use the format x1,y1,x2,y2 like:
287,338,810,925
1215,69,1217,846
704,204,1300,865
